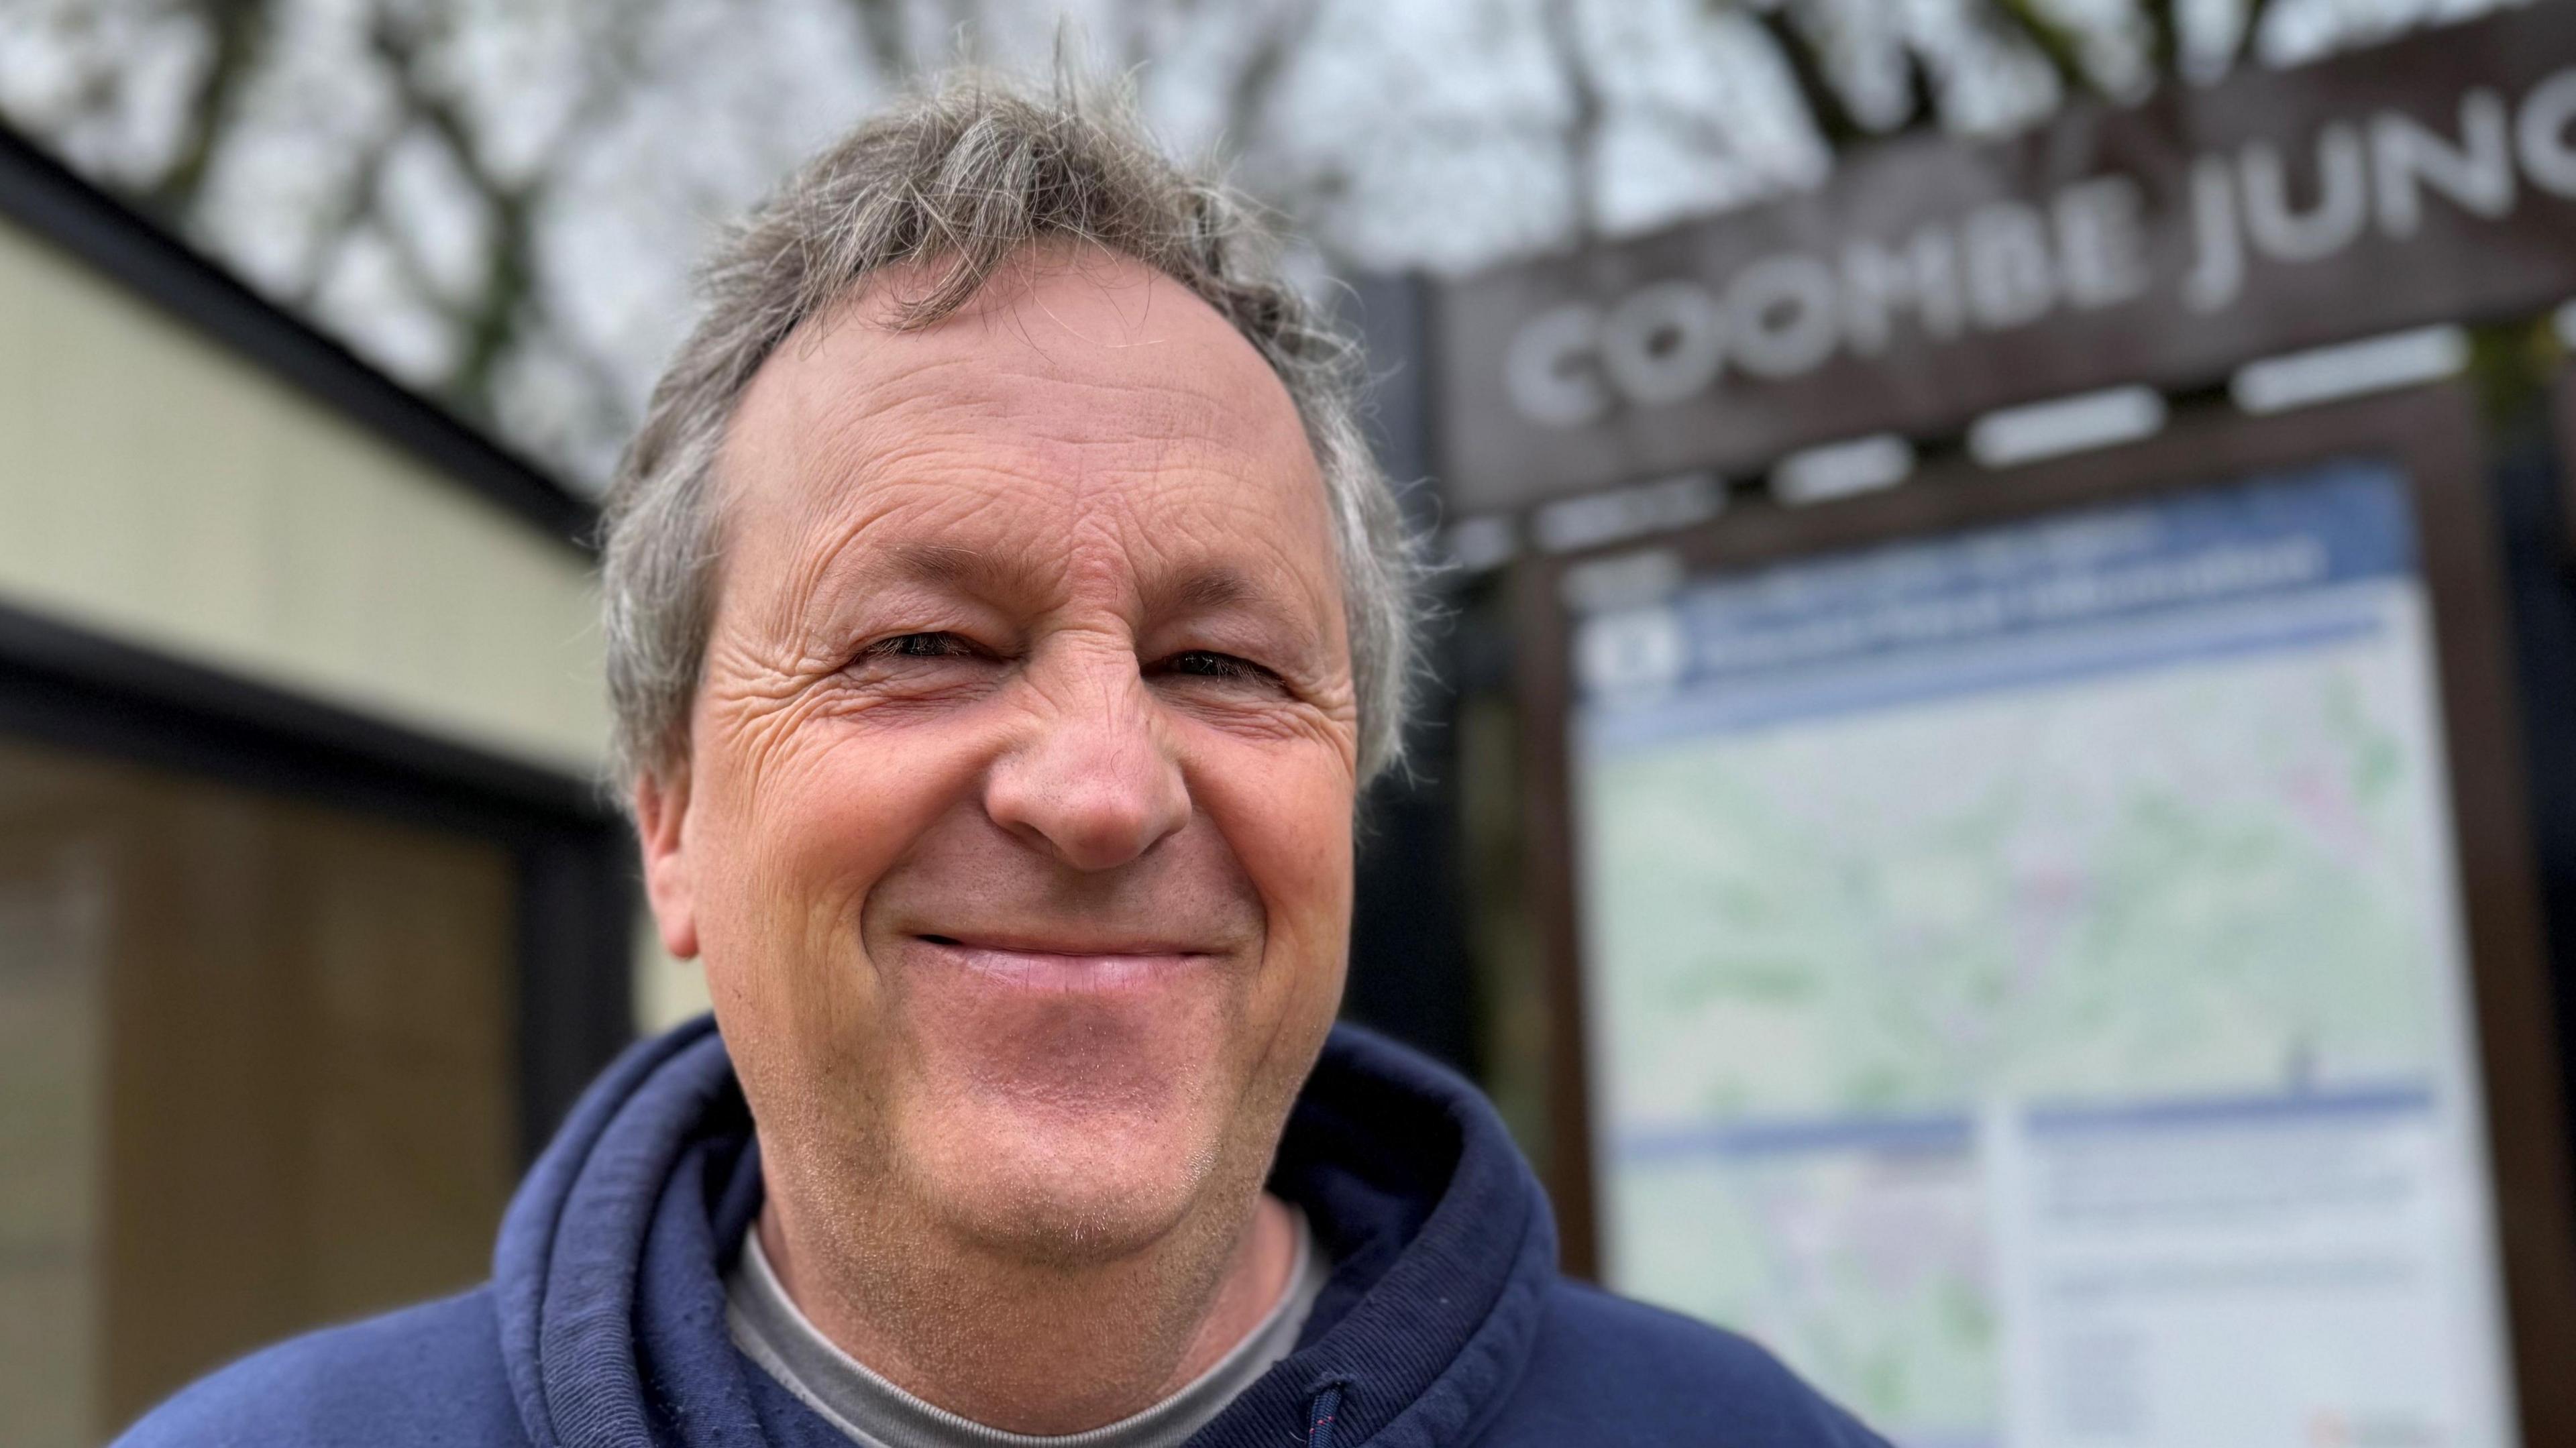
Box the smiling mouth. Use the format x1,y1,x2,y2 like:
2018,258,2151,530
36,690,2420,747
911,934,1217,993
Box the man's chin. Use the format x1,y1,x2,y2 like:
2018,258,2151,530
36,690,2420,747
898,1109,1222,1265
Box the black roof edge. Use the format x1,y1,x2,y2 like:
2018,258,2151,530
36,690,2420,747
0,122,600,555
0,590,614,828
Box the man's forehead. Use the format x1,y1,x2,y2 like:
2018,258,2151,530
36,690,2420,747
767,249,1281,435
722,247,1317,519
711,245,1336,623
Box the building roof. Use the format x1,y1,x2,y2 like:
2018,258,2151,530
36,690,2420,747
0,123,598,555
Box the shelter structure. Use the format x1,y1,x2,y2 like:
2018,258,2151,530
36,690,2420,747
0,126,633,1444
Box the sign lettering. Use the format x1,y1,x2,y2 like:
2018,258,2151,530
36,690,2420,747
1436,5,2576,512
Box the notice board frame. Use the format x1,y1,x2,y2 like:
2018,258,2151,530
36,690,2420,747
2556,366,2576,569
1513,382,2576,1443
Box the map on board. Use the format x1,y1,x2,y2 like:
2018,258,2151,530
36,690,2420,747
1566,461,2515,1447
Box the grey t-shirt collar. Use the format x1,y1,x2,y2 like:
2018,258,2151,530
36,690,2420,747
727,1210,1329,1448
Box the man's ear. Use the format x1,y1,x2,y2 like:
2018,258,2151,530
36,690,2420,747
633,765,702,960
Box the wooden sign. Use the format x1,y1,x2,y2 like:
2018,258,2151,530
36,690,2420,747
1435,4,2576,512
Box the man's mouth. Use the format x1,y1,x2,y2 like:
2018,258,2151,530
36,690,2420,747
909,934,1218,993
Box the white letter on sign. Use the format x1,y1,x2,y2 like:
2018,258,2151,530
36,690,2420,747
1505,302,1609,427
1601,282,1726,407
2374,90,2515,237
1966,202,2057,330
2243,125,2368,262
2053,175,2150,310
1842,227,1964,355
2184,156,2245,313
1725,255,1841,379
2519,69,2576,197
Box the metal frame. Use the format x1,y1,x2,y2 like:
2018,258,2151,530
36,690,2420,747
2556,368,2576,571
0,597,635,1162
1515,382,2576,1444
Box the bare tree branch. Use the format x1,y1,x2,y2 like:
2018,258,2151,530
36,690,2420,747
284,117,405,311
2240,0,2277,67
1902,44,1940,134
344,0,660,442
1988,0,2100,101
148,0,271,218
2139,0,2180,78
1218,1,1325,175
1751,1,1866,146
364,9,534,418
1540,0,1603,243
841,0,915,85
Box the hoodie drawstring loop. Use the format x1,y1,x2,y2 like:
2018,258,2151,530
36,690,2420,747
1304,1382,1346,1448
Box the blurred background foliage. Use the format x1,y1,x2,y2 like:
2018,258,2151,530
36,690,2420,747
0,0,2520,490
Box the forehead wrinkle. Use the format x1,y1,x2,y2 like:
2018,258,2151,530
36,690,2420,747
881,366,1238,457
741,278,1300,533
864,290,1264,447
773,490,1063,650
804,376,1240,526
752,410,1327,618
964,241,1187,368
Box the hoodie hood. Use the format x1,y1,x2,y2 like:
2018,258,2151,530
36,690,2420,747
491,1016,1561,1448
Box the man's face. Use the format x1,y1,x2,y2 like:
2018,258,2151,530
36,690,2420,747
638,248,1359,1262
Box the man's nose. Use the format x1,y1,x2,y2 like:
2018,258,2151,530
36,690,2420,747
983,654,1191,872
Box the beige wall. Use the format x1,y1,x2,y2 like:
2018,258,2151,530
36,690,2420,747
0,220,608,775
0,216,725,1047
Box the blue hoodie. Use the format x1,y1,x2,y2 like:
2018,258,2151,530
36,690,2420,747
119,1017,1887,1447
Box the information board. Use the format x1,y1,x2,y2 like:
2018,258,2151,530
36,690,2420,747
1532,398,2575,1447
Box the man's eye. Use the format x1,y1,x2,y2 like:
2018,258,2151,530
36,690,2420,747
867,632,977,661
1157,650,1276,685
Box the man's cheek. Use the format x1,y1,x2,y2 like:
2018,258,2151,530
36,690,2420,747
1246,812,1350,1003
1203,748,1352,882
757,753,924,916
1269,807,1354,933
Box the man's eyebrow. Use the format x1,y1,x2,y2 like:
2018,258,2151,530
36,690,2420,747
869,541,1049,598
1163,564,1330,626
851,547,1307,624
1169,565,1256,613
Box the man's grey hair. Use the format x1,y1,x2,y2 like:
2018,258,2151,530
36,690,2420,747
600,74,1420,799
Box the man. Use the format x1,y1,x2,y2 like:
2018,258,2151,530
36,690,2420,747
122,78,1883,1448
